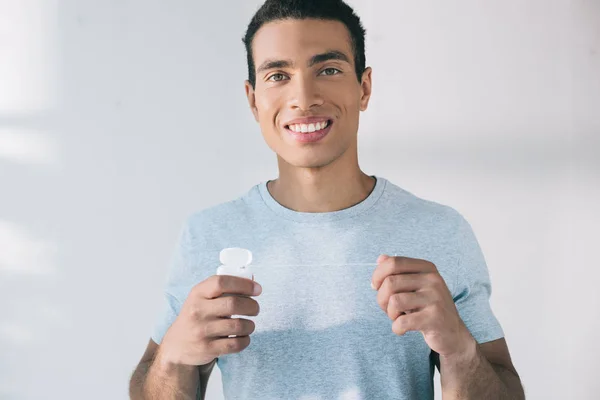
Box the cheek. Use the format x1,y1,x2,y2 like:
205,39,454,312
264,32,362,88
327,82,361,113
255,89,283,121
254,93,283,148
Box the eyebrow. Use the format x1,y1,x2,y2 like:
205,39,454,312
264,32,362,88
256,50,351,74
309,50,351,67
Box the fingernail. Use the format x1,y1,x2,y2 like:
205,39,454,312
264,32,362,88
253,283,262,296
377,254,389,263
371,282,376,290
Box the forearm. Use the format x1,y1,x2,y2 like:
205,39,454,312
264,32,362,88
440,342,525,399
129,350,202,400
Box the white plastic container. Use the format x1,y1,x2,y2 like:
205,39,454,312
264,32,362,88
216,247,253,280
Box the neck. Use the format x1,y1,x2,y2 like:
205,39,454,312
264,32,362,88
267,148,376,213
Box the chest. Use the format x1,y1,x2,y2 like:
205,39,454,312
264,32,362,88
226,263,431,370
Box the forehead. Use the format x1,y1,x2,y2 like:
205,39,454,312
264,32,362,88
252,19,354,65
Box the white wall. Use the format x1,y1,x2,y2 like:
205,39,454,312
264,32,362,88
0,1,597,399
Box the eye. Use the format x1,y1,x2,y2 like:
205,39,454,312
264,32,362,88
319,68,341,76
267,73,288,82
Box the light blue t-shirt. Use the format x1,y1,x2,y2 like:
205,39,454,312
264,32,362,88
151,176,504,400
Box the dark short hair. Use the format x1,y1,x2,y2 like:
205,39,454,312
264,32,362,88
242,0,367,88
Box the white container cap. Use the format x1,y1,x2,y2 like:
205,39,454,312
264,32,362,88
219,247,252,267
216,248,254,280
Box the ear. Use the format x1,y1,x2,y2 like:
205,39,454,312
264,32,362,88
359,67,373,111
245,80,259,122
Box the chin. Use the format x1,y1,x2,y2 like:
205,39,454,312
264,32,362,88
279,151,339,169
269,136,351,169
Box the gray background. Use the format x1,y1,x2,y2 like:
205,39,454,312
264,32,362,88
0,0,598,399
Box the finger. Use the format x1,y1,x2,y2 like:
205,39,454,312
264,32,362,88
372,256,434,290
205,318,256,338
386,292,429,320
391,309,427,336
210,335,251,355
200,275,262,299
376,274,427,311
212,295,260,318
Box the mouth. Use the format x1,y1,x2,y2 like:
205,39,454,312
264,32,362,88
283,119,333,143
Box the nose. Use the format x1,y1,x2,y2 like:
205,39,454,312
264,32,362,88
288,75,324,111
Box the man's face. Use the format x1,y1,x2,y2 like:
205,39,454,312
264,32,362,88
245,19,372,169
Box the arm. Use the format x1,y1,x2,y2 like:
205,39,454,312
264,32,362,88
371,254,525,399
436,337,525,399
132,276,260,399
129,339,216,400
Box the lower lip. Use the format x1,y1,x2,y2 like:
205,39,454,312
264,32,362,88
285,122,332,143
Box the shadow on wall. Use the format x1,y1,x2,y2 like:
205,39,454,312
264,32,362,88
0,134,68,398
0,2,65,395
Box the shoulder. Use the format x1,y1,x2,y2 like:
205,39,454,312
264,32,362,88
181,183,262,235
380,178,467,231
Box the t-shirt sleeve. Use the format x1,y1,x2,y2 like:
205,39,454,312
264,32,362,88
151,217,201,345
151,291,179,345
452,213,505,344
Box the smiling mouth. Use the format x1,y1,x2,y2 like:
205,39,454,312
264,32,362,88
284,120,332,133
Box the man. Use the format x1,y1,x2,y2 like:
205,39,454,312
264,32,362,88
129,0,525,399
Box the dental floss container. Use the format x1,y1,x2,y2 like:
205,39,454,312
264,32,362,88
216,248,253,280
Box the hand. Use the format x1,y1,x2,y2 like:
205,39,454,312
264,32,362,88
371,255,475,358
157,275,262,367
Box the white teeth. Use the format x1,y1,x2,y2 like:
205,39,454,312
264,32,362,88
288,121,330,133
